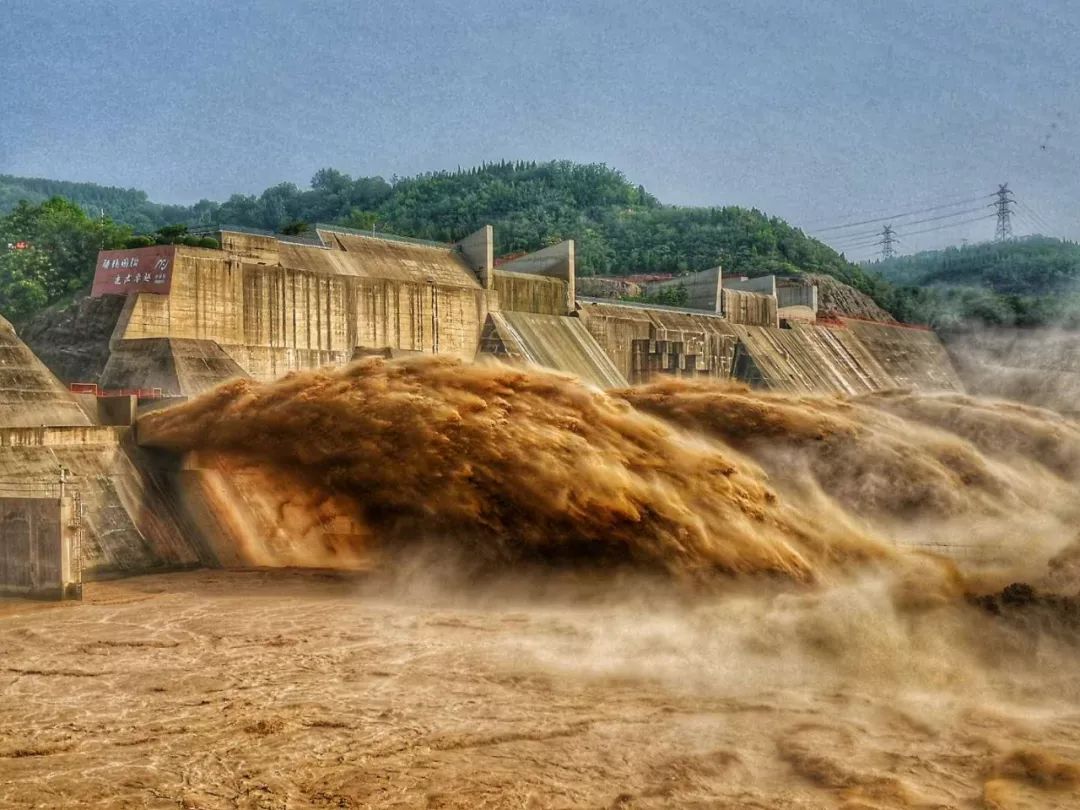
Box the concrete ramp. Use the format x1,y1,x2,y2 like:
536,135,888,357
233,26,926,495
479,312,627,389
726,320,961,394
0,315,90,427
102,338,251,396
726,323,894,394
841,319,962,392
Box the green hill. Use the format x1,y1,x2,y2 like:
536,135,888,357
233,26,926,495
8,163,1079,330
868,237,1080,328
1,161,883,295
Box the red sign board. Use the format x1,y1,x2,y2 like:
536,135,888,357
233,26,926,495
91,245,176,297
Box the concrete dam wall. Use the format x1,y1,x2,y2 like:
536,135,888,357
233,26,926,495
1,225,973,588
576,300,960,394
114,233,497,386
21,226,962,400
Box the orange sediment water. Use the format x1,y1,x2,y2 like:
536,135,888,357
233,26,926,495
10,357,1080,808
139,356,1080,593
139,357,901,582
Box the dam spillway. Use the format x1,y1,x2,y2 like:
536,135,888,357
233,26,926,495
1,223,972,589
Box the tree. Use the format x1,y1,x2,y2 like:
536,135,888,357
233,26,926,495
342,209,378,231
0,197,130,323
279,220,310,236
0,248,52,323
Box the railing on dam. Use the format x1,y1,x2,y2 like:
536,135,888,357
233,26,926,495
69,383,165,399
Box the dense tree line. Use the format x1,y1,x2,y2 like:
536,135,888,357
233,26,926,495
0,199,130,323
4,162,1076,329
0,201,220,324
869,237,1080,329
1,161,883,294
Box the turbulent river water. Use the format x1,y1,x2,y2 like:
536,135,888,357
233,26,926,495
4,356,1079,808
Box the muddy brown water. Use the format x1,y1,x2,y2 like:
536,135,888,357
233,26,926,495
2,568,1079,810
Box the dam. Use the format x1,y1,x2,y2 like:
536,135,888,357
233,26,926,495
2,223,967,592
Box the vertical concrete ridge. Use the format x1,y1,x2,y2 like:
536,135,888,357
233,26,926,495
642,266,722,313
497,241,575,315
491,270,568,315
455,226,494,289
721,288,779,327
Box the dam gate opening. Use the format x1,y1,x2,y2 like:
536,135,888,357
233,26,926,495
0,476,83,600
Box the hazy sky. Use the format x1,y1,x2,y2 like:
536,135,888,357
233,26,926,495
1,0,1077,259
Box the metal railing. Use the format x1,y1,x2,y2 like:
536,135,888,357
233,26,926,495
69,383,166,398
0,480,69,498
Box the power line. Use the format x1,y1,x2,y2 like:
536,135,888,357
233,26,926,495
800,190,994,228
812,194,994,233
1010,208,1034,237
898,213,997,239
825,205,991,245
1016,200,1054,235
842,214,999,257
837,238,889,251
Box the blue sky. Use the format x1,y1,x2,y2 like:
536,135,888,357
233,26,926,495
1,0,1077,259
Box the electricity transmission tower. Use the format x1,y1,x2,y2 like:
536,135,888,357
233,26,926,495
992,183,1015,241
877,225,898,259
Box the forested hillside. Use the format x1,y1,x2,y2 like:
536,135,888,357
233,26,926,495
1,161,880,290
869,237,1080,328
0,175,195,234
9,161,1074,330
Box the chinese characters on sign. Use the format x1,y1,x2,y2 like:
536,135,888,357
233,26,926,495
91,246,176,297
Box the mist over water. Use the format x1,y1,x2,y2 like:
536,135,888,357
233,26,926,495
142,357,891,580
141,356,1080,589
138,356,1080,807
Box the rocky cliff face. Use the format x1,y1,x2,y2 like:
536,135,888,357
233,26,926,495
806,274,896,323
19,294,126,385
